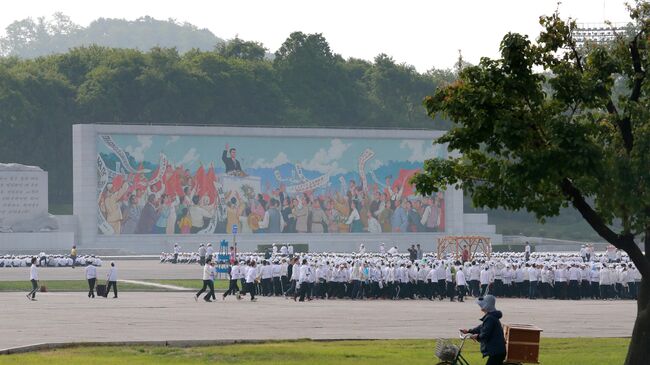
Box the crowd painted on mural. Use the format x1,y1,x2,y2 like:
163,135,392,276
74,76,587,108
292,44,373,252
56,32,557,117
162,243,640,302
98,142,445,236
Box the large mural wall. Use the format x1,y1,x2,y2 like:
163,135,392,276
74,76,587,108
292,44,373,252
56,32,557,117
96,133,447,235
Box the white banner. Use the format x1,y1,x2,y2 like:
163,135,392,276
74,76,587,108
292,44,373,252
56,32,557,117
96,155,115,235
295,163,307,182
358,148,375,192
148,153,168,186
287,173,330,193
100,135,136,173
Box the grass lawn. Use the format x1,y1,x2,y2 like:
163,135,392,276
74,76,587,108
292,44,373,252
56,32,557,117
145,279,230,290
0,280,174,292
0,338,628,365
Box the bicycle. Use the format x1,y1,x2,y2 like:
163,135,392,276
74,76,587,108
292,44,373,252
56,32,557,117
434,332,472,365
434,331,524,365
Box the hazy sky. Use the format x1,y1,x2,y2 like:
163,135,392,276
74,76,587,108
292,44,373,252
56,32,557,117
0,0,630,71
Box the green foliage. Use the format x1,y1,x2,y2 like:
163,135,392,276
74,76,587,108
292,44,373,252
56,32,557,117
216,37,267,61
0,339,628,365
412,4,650,271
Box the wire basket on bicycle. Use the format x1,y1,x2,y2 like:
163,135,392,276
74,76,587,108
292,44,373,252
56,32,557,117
435,338,459,362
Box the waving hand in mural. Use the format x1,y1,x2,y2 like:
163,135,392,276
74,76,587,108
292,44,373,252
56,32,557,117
222,143,245,176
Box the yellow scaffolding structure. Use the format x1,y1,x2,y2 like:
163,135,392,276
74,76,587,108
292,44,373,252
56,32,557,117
436,236,492,261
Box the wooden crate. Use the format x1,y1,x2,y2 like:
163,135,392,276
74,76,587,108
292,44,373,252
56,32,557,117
504,323,542,364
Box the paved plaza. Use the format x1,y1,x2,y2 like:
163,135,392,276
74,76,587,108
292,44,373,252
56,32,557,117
0,290,635,351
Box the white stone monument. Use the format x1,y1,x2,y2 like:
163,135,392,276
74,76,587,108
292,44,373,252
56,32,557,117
0,163,49,230
0,163,77,253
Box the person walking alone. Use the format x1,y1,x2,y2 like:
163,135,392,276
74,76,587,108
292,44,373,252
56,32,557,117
106,261,118,298
26,257,39,301
195,259,215,302
85,261,97,298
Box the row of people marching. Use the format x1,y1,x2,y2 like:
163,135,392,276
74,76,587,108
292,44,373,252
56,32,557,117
196,249,640,302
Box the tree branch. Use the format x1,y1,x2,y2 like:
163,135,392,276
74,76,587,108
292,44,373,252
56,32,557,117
616,33,645,153
629,33,645,103
560,178,650,277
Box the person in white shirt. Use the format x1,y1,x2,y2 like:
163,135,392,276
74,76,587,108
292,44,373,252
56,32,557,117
195,259,215,302
272,260,283,296
85,261,97,298
222,262,241,300
205,244,214,262
27,257,39,301
568,264,581,300
245,261,258,301
173,244,180,264
528,265,539,299
379,243,386,255
260,261,273,296
455,265,467,302
297,259,313,302
469,263,481,297
38,252,47,267
106,261,118,298
589,265,601,299
480,266,491,296
554,264,567,299
599,265,612,299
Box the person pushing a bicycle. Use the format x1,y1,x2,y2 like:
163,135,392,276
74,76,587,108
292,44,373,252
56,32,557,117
460,294,507,365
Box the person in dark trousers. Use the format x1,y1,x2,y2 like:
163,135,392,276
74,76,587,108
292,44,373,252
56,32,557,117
85,261,97,298
106,261,118,298
461,295,507,365
222,262,241,300
245,261,258,301
195,259,215,302
26,257,39,301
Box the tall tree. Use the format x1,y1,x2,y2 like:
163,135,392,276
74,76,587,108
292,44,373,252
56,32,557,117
217,36,267,61
412,3,650,364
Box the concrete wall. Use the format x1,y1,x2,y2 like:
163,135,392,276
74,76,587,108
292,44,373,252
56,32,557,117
0,232,75,253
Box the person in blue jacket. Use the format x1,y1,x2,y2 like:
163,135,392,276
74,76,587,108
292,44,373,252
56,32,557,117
460,294,507,365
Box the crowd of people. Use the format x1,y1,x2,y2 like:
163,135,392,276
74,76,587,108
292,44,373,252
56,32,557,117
186,243,640,303
2,253,101,268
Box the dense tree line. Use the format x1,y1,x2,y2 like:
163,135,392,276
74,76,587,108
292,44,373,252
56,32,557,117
0,13,223,57
0,31,455,204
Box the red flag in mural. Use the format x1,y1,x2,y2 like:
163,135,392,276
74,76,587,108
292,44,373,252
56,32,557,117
111,175,124,190
204,164,217,204
195,164,206,198
165,164,183,198
392,169,419,197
